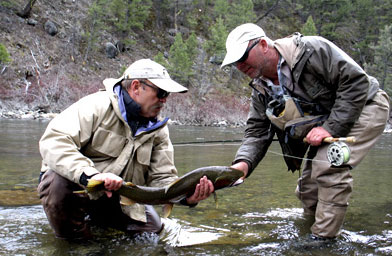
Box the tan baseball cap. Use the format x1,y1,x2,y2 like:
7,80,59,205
221,23,266,68
104,59,188,93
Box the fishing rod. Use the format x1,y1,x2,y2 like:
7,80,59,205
303,136,356,144
174,136,356,167
172,138,279,146
173,136,355,146
173,139,242,146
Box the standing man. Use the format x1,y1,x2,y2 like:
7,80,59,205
38,59,214,239
221,23,390,239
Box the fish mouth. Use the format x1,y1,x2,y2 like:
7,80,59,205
231,178,243,186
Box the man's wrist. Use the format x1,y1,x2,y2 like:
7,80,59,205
79,172,98,186
232,159,251,177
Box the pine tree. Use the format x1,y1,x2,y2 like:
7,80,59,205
213,0,229,19
168,33,193,85
301,16,317,36
204,0,256,64
226,0,256,31
110,0,152,33
154,52,167,67
365,24,392,94
83,0,107,61
185,0,214,33
185,32,199,61
301,0,352,40
204,17,228,62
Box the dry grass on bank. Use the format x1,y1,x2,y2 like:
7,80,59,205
1,80,251,126
161,89,250,126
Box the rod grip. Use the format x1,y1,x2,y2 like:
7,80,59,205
323,136,356,143
303,136,356,144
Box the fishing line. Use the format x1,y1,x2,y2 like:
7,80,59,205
265,149,330,164
174,143,241,147
173,139,243,146
173,139,329,164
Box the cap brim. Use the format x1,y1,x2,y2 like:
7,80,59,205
149,78,188,93
103,77,124,88
220,41,249,68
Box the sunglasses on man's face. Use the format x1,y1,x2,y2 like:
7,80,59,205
236,39,260,63
140,81,170,99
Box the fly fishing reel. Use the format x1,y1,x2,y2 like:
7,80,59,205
326,142,351,166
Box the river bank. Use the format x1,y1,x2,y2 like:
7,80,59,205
0,109,56,120
2,109,392,132
0,109,247,128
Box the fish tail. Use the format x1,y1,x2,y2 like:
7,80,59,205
120,195,136,206
124,181,136,187
162,203,174,218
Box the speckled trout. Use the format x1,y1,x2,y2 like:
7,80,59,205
81,166,243,217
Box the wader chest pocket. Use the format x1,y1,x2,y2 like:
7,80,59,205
91,127,126,157
136,139,153,166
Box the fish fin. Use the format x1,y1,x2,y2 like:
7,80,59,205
165,178,182,193
74,179,103,194
162,204,174,218
124,182,136,187
73,190,87,194
213,192,218,209
86,179,104,188
213,176,235,190
120,195,136,206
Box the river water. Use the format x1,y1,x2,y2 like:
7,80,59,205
0,119,391,255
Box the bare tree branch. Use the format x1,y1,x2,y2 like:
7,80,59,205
255,0,280,23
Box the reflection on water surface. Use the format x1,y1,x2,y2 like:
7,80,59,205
0,120,391,255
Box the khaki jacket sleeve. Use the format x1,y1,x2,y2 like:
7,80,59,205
234,90,274,176
39,93,108,184
145,125,178,187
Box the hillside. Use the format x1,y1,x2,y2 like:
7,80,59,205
0,0,252,125
0,0,390,126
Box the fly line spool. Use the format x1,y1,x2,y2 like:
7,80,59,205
326,142,351,166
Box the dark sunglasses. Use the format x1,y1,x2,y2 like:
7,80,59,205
140,81,170,99
236,39,260,63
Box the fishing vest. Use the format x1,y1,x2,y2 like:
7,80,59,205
249,56,330,172
254,56,329,141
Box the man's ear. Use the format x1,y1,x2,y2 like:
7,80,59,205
129,79,141,97
260,39,269,53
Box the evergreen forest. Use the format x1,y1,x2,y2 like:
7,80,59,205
0,0,391,125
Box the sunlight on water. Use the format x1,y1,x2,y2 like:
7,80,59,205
247,242,281,253
341,229,392,253
377,244,392,254
160,218,225,247
244,208,304,219
0,205,51,254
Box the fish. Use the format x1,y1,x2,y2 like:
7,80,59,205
80,166,243,217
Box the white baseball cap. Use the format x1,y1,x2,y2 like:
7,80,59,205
104,59,188,93
221,23,266,68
